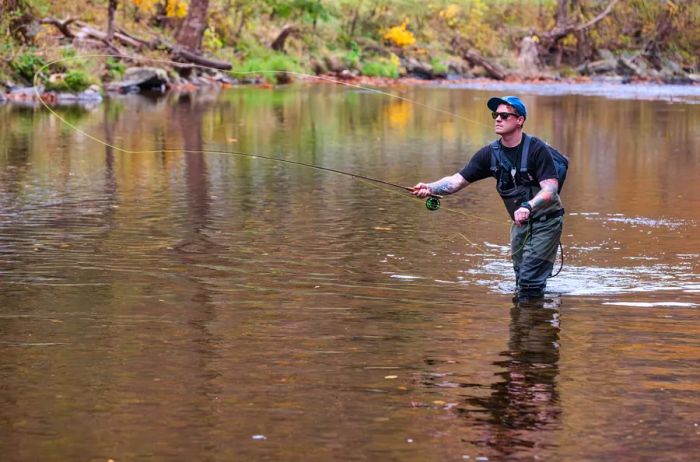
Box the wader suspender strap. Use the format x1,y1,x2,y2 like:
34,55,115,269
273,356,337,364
490,140,500,173
490,135,532,184
519,135,531,175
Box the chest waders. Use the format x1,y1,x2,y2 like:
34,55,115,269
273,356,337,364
490,135,565,298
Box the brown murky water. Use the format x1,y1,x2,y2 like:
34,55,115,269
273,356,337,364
1,85,699,461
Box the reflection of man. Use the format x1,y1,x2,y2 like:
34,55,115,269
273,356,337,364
412,96,564,301
460,301,561,454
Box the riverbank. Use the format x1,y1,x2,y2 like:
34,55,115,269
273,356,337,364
3,1,698,109
3,70,699,109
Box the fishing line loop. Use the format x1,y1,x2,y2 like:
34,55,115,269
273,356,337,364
31,53,516,255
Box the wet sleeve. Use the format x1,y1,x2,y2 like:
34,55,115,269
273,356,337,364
530,140,558,182
458,146,492,183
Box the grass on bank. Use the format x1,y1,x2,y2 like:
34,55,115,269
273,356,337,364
7,47,100,91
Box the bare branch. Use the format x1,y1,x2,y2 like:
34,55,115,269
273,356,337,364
40,17,77,39
575,0,620,33
271,25,299,52
544,0,620,43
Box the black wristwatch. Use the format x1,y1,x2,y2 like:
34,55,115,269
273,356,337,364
520,202,532,211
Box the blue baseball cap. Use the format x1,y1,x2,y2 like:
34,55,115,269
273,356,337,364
487,96,527,118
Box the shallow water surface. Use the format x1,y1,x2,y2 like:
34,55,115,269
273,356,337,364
1,86,699,461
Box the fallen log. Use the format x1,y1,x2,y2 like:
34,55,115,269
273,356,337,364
39,17,76,39
117,27,154,48
172,47,231,70
75,21,143,49
40,17,232,71
462,49,507,81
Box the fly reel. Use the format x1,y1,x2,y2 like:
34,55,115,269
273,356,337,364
425,196,441,211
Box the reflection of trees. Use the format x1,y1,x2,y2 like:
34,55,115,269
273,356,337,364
168,92,221,441
458,303,562,455
172,93,212,249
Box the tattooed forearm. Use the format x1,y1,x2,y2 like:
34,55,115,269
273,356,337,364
428,174,469,195
529,179,559,210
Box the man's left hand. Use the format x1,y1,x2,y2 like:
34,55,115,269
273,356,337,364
514,207,531,226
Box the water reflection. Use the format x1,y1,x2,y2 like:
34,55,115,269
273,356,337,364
458,301,561,456
1,85,700,461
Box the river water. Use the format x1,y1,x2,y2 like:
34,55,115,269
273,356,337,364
1,85,698,461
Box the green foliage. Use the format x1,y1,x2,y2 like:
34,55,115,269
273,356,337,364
45,70,95,92
10,50,46,83
233,52,303,84
344,41,361,69
269,0,332,23
63,70,92,92
1,0,698,86
27,0,51,16
2,0,43,39
360,59,399,78
203,27,224,52
430,57,447,76
105,58,126,81
559,66,577,78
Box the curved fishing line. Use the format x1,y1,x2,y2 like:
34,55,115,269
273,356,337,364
32,53,518,250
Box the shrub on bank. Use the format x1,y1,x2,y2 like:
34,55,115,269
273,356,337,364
10,50,46,83
105,57,126,81
361,59,400,78
232,52,303,84
45,69,96,92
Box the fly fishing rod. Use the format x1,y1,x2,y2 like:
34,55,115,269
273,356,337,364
172,147,444,211
32,57,450,211
28,53,563,267
32,54,505,212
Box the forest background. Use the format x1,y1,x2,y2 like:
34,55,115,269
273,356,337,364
1,0,699,91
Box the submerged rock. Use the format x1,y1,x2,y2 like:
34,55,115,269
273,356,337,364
591,75,628,84
324,55,346,74
108,67,170,93
7,86,44,100
445,57,470,79
54,86,103,103
577,59,617,75
404,58,436,80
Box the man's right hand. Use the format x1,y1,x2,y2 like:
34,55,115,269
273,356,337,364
513,206,531,226
411,183,432,198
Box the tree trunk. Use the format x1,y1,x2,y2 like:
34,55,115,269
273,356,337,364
518,36,540,77
644,5,676,69
271,25,298,52
106,0,118,42
552,0,569,66
349,6,359,37
556,0,569,27
541,0,619,66
176,0,210,53
234,4,246,38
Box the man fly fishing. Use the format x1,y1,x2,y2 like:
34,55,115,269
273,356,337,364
412,96,566,302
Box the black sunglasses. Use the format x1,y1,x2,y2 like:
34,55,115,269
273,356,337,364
491,111,519,120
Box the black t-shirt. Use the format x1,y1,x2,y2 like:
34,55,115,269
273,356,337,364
459,135,557,188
